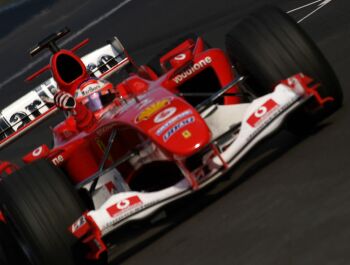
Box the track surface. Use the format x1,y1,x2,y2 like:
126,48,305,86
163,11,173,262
0,0,349,264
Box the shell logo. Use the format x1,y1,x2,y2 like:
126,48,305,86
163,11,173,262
136,98,171,123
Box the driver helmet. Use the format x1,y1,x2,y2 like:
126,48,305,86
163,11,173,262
75,78,117,112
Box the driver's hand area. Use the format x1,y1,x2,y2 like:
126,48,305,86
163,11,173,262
54,91,76,110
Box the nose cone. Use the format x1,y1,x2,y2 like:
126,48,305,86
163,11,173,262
150,108,211,157
131,91,212,158
159,114,211,156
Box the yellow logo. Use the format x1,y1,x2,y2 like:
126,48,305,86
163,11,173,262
182,130,192,139
136,98,171,123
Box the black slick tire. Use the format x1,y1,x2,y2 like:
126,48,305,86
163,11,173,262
225,6,342,121
0,160,85,265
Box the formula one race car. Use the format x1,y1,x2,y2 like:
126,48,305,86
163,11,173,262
0,6,342,265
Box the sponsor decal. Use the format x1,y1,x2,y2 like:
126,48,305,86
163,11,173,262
107,196,142,218
38,78,58,96
246,96,299,142
71,216,87,233
32,146,43,157
163,116,195,142
81,85,101,97
52,155,64,166
156,109,192,136
136,98,171,123
25,100,43,118
9,112,31,131
86,53,119,78
0,116,14,140
2,95,50,132
182,130,192,139
87,63,97,74
0,82,58,136
105,181,117,194
154,107,177,124
172,56,212,84
247,99,279,128
80,79,103,97
174,53,187,61
99,55,118,69
104,199,163,229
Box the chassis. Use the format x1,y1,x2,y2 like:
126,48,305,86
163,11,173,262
0,6,342,265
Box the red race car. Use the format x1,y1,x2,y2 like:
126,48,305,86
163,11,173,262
0,7,342,265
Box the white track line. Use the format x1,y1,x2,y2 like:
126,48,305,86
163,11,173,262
0,0,133,90
0,0,30,14
287,0,334,23
61,0,133,46
287,0,324,13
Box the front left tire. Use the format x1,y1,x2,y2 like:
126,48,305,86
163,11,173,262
0,160,85,265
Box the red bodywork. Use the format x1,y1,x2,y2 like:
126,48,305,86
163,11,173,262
4,37,240,190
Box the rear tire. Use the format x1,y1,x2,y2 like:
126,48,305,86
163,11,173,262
225,6,342,121
0,160,85,265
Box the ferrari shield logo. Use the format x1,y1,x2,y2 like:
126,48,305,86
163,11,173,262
182,130,192,139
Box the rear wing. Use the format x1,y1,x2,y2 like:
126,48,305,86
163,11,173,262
0,39,130,149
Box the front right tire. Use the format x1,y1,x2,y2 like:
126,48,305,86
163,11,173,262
225,6,343,121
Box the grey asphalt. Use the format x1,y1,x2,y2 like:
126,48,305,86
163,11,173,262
0,0,349,264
